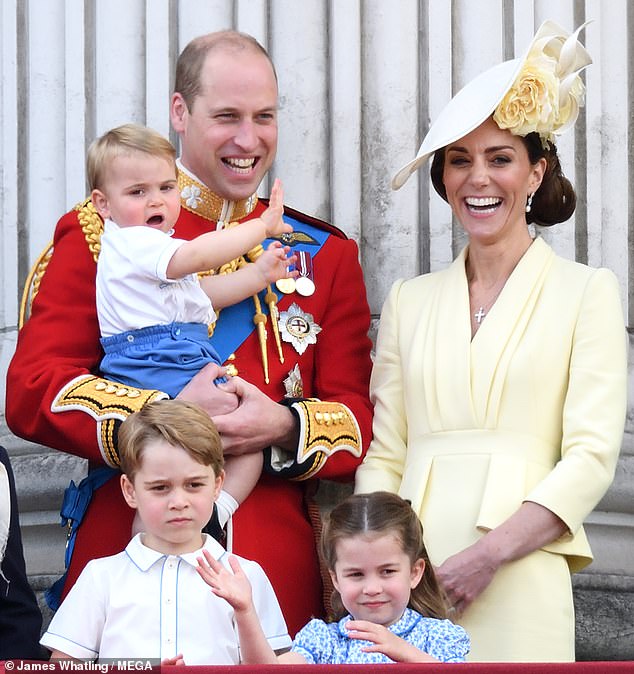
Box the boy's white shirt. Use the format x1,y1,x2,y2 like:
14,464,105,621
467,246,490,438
96,219,216,337
40,533,291,663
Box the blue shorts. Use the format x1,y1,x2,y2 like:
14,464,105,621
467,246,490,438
100,322,225,398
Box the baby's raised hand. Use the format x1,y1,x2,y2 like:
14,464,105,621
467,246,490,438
255,241,298,285
196,549,254,614
261,178,292,238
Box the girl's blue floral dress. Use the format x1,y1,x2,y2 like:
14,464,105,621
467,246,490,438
290,608,470,664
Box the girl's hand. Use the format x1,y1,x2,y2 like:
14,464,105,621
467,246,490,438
161,654,185,666
261,178,291,237
346,620,437,663
254,242,297,284
196,549,254,614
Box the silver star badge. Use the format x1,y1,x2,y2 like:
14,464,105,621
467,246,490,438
279,303,321,355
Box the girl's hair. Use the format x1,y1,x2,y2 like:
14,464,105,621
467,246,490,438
118,400,224,482
86,123,176,192
321,491,449,621
430,126,576,227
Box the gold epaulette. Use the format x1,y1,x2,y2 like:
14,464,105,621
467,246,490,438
52,375,168,467
289,399,363,480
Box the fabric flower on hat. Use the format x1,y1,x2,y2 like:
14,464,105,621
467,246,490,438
493,54,560,142
493,22,590,145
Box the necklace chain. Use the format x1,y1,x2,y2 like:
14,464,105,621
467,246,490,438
470,282,506,325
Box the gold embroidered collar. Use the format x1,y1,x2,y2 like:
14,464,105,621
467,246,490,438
177,162,258,223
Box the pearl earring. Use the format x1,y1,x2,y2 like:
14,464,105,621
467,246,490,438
525,193,534,213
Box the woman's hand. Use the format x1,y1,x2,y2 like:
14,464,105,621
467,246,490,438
436,501,569,616
435,541,500,616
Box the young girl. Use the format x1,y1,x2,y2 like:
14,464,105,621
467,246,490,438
279,492,470,664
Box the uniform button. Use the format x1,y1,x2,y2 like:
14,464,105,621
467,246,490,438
127,334,134,342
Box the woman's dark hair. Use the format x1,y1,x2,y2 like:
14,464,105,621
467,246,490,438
430,127,576,227
320,491,449,621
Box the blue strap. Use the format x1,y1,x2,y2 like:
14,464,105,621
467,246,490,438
45,466,118,610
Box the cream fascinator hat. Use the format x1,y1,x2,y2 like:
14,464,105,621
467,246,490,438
392,20,592,190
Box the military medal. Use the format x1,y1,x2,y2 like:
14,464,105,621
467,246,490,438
276,276,296,294
295,251,315,297
283,363,304,398
279,303,322,355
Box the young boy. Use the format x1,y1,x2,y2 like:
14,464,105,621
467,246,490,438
90,124,296,534
40,400,291,664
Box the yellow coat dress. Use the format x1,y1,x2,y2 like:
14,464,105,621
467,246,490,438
355,237,627,662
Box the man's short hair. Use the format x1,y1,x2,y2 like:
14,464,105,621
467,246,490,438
118,400,224,481
87,123,176,191
174,30,277,111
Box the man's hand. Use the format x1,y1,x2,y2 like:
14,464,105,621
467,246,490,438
213,376,298,455
176,362,239,416
346,620,437,663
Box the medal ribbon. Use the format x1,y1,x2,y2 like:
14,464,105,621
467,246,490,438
297,251,313,280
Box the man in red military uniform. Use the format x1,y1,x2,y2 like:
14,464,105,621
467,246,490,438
5,31,372,637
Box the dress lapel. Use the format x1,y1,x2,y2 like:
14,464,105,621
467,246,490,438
470,237,554,426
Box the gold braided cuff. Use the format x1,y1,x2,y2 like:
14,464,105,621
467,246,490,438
51,375,169,467
280,400,362,480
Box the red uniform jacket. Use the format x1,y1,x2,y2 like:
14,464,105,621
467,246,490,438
6,173,373,637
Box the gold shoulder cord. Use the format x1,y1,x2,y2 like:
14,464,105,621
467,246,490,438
75,198,103,262
178,169,283,382
19,198,101,328
204,222,284,385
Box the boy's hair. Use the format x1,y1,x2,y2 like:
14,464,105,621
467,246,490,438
321,491,450,621
118,400,224,481
174,30,277,112
87,123,176,191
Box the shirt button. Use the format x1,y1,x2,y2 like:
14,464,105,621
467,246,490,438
127,335,134,342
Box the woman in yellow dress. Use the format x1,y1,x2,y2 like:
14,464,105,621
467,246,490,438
355,21,627,662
